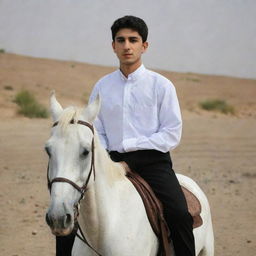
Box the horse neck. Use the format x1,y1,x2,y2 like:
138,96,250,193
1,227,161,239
79,133,128,240
93,138,126,212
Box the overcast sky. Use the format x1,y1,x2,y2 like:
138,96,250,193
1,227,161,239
0,0,255,78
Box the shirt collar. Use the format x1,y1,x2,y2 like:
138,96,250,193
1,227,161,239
118,64,146,81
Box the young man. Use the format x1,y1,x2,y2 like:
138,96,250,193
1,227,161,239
56,15,195,256
89,16,195,256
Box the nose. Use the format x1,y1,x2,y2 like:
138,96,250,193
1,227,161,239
124,39,131,50
46,212,72,229
46,202,74,235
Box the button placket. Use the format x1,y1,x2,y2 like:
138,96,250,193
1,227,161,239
123,79,132,142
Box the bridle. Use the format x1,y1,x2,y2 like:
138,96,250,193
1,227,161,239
47,119,95,198
47,119,102,256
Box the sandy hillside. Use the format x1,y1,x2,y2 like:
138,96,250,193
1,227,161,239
0,53,256,256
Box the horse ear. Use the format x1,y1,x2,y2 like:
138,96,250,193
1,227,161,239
83,94,101,123
50,91,63,122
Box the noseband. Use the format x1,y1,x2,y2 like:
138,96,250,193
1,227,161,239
47,119,95,199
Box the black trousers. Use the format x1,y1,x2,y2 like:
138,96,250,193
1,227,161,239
109,150,195,256
56,150,195,256
56,233,76,256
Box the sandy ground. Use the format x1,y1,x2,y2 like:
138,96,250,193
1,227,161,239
0,53,256,255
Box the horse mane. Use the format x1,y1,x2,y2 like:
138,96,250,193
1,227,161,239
58,106,82,132
93,131,127,182
57,105,127,181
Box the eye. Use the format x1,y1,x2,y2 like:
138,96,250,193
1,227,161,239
116,37,125,43
82,149,89,157
45,146,51,157
129,38,138,43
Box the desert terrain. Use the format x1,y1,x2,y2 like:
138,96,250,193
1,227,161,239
0,53,255,255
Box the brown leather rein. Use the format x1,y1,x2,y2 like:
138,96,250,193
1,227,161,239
47,119,102,256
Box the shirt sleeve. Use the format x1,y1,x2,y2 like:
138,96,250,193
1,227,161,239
122,81,182,153
89,83,109,150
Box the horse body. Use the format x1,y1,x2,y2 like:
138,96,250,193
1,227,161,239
46,93,214,256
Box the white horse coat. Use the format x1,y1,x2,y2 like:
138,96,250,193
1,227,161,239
46,93,214,256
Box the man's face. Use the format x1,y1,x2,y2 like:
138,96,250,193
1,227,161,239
112,28,148,68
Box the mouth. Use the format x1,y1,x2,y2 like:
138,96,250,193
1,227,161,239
52,226,74,236
123,53,133,58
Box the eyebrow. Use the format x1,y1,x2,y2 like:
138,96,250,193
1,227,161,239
115,36,140,40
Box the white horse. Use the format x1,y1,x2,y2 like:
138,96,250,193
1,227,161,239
45,93,214,256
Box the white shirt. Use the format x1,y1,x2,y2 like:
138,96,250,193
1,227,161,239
89,64,182,153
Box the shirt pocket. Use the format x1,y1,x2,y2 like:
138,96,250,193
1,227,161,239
131,87,158,129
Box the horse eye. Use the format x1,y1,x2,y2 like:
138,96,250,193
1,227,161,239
82,149,89,157
45,147,51,157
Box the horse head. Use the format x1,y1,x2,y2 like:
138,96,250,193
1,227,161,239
45,92,100,236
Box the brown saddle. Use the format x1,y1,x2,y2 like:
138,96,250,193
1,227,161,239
122,162,203,256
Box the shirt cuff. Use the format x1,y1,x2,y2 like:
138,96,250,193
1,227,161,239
122,138,138,152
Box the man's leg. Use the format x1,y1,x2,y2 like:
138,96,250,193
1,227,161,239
56,231,76,256
148,169,195,256
110,150,195,256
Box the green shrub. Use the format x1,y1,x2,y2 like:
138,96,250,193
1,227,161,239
14,90,49,118
4,85,13,90
82,92,90,103
185,77,201,82
0,49,5,53
199,99,235,114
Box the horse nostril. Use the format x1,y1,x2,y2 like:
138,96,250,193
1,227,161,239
64,213,72,228
45,213,52,226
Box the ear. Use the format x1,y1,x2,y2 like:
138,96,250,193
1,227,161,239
142,41,148,54
112,41,116,53
82,95,101,123
50,90,63,122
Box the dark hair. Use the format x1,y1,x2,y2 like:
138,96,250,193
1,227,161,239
111,15,148,42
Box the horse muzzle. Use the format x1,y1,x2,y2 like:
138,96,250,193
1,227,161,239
46,202,76,236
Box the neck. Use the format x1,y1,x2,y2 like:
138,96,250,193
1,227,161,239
120,61,142,77
77,133,157,254
79,133,127,246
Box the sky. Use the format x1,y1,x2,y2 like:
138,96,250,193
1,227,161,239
0,0,255,79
